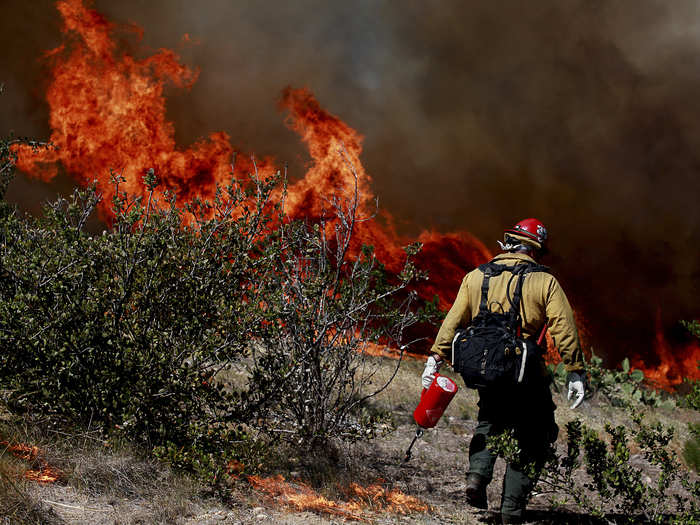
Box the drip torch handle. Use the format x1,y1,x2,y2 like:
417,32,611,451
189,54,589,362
420,372,439,399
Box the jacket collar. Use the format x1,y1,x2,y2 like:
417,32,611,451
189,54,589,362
492,252,537,265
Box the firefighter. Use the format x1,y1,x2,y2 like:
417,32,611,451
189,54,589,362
422,218,585,524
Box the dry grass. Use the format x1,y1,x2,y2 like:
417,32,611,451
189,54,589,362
0,355,696,524
0,409,211,525
0,406,64,523
53,439,204,525
0,450,63,524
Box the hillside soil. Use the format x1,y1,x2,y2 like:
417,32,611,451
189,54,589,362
3,357,698,524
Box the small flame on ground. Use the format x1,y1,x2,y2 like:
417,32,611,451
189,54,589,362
247,474,427,521
1,441,62,483
361,341,424,360
347,480,429,515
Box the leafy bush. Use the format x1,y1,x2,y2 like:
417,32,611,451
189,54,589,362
488,414,700,523
681,320,700,340
549,353,669,408
679,379,700,412
1,131,295,473
678,321,700,411
684,423,700,474
680,318,700,474
1,163,282,454
241,159,434,450
1,133,429,476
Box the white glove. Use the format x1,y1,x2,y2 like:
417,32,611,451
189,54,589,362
567,372,585,409
422,354,442,389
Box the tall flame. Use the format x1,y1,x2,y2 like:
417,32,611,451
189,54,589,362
14,0,246,219
13,0,490,311
11,0,699,383
279,87,492,283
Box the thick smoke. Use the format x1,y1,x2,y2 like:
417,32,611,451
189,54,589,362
1,0,699,365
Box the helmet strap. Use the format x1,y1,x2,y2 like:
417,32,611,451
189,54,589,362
498,240,529,252
498,240,540,259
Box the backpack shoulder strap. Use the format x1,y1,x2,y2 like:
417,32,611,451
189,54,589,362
476,262,504,314
477,261,550,316
507,263,551,320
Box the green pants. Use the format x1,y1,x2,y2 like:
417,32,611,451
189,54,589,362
468,380,558,518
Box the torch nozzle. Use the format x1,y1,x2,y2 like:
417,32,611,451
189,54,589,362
402,427,424,463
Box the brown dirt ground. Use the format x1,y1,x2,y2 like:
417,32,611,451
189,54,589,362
6,357,699,524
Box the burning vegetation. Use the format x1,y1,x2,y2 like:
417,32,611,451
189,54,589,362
1,2,699,522
1,441,62,484
12,0,490,281
633,310,700,390
247,474,428,522
7,0,699,389
8,0,698,390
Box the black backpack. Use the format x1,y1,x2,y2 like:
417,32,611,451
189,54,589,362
452,261,549,389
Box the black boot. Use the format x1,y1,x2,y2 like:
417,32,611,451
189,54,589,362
465,473,488,509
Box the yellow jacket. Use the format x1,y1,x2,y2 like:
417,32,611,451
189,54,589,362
430,252,585,373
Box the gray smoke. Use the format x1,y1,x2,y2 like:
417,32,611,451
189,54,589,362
2,0,699,364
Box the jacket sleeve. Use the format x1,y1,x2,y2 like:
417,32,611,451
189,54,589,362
430,274,472,362
545,277,585,373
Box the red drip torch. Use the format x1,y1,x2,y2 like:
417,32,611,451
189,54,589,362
403,373,458,462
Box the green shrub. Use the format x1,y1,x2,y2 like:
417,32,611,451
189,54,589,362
488,414,700,523
0,141,269,480
1,133,430,473
1,132,283,458
684,423,700,473
240,157,435,451
581,353,667,408
681,320,700,340
678,321,700,411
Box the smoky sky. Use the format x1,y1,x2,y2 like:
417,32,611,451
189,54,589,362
1,0,699,365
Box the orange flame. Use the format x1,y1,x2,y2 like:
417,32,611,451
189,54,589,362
543,309,593,367
12,0,697,395
361,341,425,360
247,474,427,520
13,0,490,327
14,0,245,221
347,480,429,514
632,311,700,390
279,87,492,286
1,441,62,483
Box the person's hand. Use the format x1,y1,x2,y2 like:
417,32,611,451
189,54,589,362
421,354,442,389
567,372,585,409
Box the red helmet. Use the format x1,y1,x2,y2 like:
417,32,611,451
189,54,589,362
504,218,548,251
